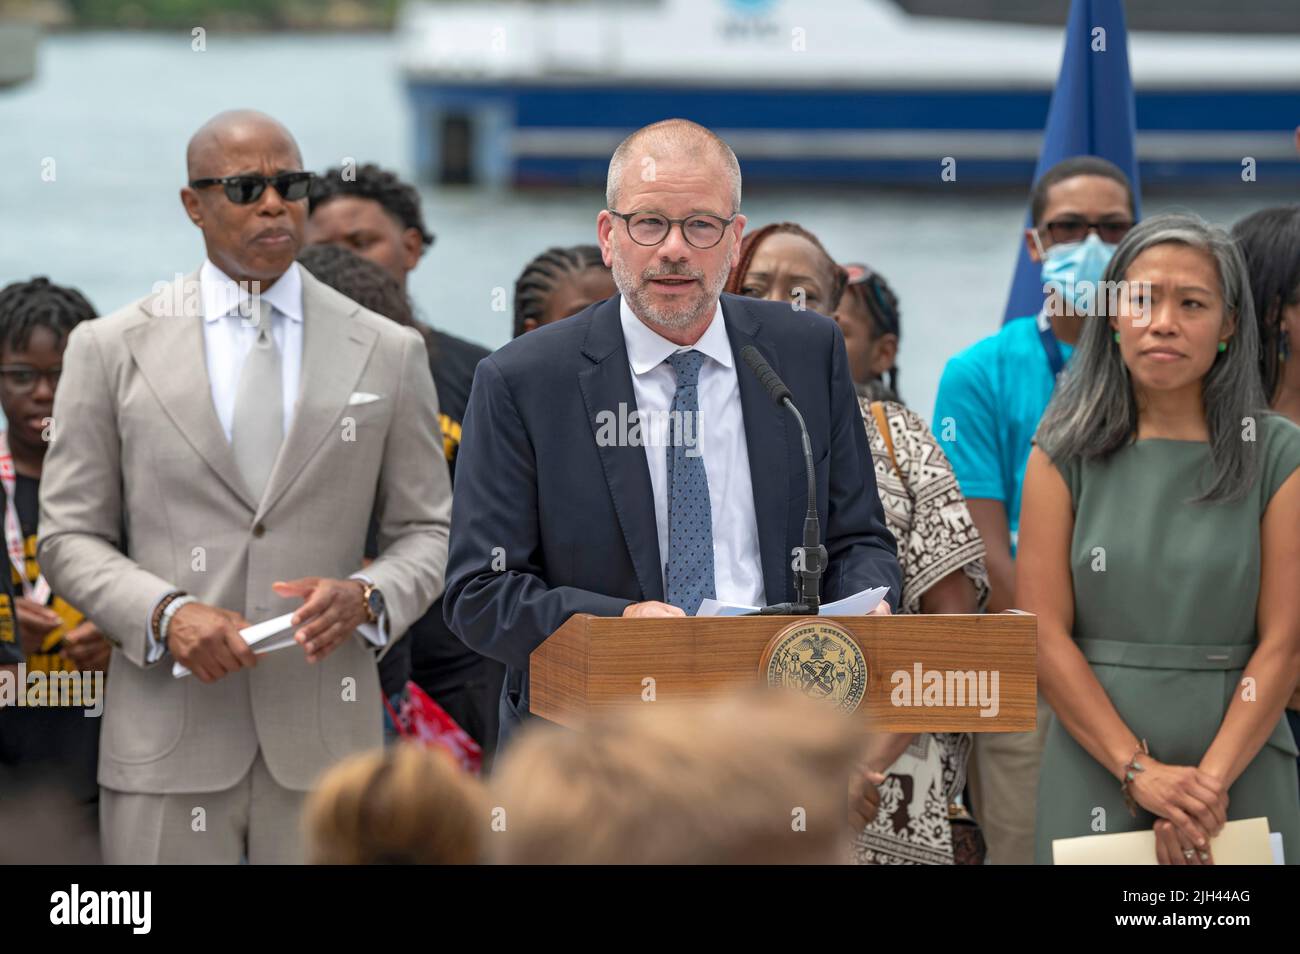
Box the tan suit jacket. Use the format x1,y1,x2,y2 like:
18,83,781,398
38,268,451,794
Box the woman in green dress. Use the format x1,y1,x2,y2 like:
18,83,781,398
1020,213,1300,865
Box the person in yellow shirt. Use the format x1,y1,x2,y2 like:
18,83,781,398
0,277,108,822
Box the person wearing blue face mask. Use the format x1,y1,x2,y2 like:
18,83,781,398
1037,230,1123,322
932,154,1136,865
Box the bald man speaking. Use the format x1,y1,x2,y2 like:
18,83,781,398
37,110,451,863
445,119,901,749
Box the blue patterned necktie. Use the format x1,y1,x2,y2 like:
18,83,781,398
664,350,716,615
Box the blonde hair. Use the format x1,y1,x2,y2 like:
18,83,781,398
304,743,485,865
489,689,865,864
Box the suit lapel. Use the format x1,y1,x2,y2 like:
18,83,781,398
125,272,260,511
255,270,377,520
722,295,792,608
578,298,664,602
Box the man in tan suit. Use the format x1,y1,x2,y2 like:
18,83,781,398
37,110,451,863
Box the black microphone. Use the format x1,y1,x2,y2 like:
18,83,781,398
740,345,826,615
742,345,792,405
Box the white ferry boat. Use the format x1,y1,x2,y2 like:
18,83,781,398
398,0,1300,187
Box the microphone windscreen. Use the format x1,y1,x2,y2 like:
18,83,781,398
741,345,792,406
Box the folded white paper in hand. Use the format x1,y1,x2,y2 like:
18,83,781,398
172,612,298,679
695,586,890,618
1052,816,1278,865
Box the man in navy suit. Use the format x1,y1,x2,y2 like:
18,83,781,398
444,119,901,746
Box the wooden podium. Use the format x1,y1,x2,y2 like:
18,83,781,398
530,613,1036,732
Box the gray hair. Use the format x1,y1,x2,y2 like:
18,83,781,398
1037,212,1268,503
605,119,742,214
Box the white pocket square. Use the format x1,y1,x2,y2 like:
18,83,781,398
347,391,384,406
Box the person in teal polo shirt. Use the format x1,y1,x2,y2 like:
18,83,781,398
934,316,1073,558
933,155,1137,865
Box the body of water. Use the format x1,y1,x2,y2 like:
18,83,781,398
1,33,1290,418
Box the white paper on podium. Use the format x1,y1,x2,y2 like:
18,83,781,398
172,612,298,679
695,586,889,618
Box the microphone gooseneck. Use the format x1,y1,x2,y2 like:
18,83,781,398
739,346,826,615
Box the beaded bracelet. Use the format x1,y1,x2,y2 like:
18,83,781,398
1120,739,1150,817
151,590,188,641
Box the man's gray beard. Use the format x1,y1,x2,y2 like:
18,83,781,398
612,251,727,332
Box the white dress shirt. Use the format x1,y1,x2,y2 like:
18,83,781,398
619,296,766,608
199,258,303,442
144,261,386,663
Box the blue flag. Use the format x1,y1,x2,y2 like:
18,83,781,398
1002,0,1143,324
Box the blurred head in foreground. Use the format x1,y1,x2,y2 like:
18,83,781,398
304,742,484,864
488,689,866,864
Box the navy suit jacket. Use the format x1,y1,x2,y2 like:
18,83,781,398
443,293,901,746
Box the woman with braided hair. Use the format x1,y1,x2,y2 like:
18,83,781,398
727,223,990,865
512,244,616,338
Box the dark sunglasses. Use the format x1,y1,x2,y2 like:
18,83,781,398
189,171,315,205
1043,217,1134,245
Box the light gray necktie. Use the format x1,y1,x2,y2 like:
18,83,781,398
231,299,283,500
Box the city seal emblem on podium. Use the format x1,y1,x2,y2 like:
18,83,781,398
759,620,868,713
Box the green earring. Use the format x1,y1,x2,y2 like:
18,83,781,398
1218,341,1228,353
1113,332,1121,343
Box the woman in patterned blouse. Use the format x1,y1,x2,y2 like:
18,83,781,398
727,224,990,864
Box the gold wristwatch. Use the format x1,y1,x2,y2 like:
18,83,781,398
358,580,384,624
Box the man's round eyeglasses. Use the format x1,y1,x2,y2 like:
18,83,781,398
608,209,736,249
